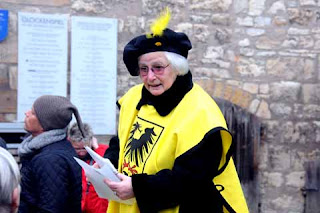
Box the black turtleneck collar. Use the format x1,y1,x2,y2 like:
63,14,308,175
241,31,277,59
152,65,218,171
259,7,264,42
136,71,193,116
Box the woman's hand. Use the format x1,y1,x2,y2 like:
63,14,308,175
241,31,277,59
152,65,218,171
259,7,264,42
104,173,135,200
91,137,99,149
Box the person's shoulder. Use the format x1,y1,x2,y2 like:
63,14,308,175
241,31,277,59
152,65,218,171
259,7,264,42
184,83,215,105
118,84,144,106
180,83,224,118
126,84,144,95
41,139,71,150
36,140,75,158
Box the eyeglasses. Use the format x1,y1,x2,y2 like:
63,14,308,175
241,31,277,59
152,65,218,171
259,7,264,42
138,64,170,76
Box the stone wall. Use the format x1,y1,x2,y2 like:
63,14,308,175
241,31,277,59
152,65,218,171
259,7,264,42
0,0,319,212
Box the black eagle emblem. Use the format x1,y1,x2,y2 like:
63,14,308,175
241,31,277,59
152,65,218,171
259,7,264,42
124,122,157,167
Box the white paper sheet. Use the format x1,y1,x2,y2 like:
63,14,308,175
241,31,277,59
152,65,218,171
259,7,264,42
74,147,135,205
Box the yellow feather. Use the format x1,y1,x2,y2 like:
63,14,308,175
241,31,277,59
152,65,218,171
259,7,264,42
150,7,171,37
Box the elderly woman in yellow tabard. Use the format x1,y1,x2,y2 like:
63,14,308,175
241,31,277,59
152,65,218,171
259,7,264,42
102,8,249,213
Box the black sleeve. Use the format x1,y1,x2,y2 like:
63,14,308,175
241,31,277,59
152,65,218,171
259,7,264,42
104,135,120,169
132,130,223,213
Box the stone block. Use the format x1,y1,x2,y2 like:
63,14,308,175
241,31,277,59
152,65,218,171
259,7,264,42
229,87,243,106
236,17,254,27
286,122,315,144
259,84,269,94
0,114,5,122
293,104,304,119
259,143,269,169
204,46,224,59
286,171,305,188
195,79,215,95
190,0,232,12
304,104,320,119
190,14,211,23
249,0,266,16
272,16,288,26
2,0,70,6
216,28,232,45
223,84,233,101
233,0,248,13
270,103,292,118
256,100,271,119
303,84,320,104
265,172,284,187
283,122,298,143
193,67,231,79
9,66,17,90
246,28,265,36
226,80,241,87
256,51,277,57
290,150,307,171
212,81,224,98
254,16,271,27
237,91,252,109
268,1,286,14
175,23,193,37
267,58,315,81
288,27,310,35
256,36,281,50
298,36,314,49
72,1,100,13
0,34,17,63
288,8,313,25
300,0,317,6
271,195,304,212
4,113,16,122
211,14,230,26
237,57,266,77
240,47,255,56
142,0,186,16
0,64,9,89
0,90,17,113
270,145,291,170
263,120,283,142
248,99,260,114
238,38,250,47
122,16,145,34
194,24,210,42
315,121,320,143
270,81,301,102
243,82,258,94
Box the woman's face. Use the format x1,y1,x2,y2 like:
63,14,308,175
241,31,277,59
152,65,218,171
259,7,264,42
138,52,177,96
24,107,44,136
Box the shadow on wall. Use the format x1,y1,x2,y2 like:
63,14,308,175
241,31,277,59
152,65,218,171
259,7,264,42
215,97,262,213
303,160,320,213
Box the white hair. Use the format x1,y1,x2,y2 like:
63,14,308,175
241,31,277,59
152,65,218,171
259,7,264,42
164,51,189,76
0,147,20,212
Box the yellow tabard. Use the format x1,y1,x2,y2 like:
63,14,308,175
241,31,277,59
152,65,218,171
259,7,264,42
107,84,249,213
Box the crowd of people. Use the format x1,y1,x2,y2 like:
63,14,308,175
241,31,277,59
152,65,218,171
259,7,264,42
0,8,248,213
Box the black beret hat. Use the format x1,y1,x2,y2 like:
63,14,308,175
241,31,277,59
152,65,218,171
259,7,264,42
123,28,192,76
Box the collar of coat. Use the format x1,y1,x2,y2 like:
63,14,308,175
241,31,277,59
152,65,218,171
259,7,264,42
136,71,193,116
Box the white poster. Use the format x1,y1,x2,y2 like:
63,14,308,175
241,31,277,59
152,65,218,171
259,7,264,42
17,12,68,121
71,16,117,135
